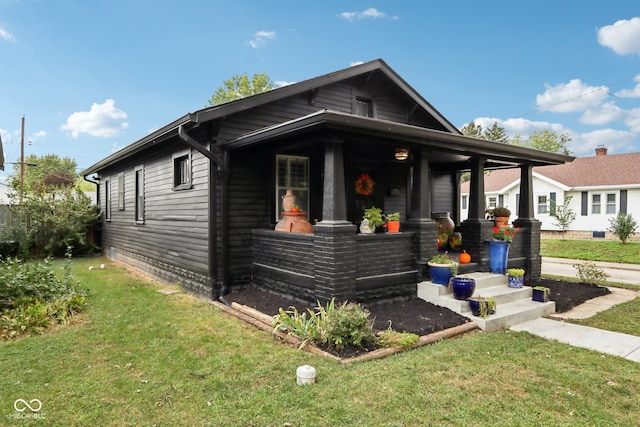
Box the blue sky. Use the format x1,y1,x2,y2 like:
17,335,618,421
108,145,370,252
1,1,639,183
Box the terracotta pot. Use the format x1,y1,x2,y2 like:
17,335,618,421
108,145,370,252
275,212,313,234
495,216,510,228
387,220,400,233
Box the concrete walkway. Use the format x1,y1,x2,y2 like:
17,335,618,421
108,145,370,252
510,258,640,363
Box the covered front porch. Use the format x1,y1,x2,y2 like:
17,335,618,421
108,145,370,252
231,110,568,303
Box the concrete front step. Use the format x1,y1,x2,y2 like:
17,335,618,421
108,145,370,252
417,272,556,332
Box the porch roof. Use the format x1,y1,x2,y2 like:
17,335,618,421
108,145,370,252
222,109,574,169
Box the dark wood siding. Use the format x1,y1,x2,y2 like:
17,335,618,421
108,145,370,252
100,140,210,276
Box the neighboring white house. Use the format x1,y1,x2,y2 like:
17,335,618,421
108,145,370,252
460,147,640,240
0,182,10,205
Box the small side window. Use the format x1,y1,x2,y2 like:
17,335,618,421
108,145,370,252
173,153,192,190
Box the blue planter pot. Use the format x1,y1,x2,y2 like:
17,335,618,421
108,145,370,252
449,276,476,300
428,263,453,285
488,240,510,274
508,276,524,288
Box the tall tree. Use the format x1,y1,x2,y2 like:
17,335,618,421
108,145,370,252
526,130,572,155
207,72,275,106
8,154,78,196
483,121,509,143
461,120,484,139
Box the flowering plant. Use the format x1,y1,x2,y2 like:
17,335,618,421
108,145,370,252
492,226,521,243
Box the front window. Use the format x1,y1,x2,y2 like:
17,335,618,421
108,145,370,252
276,155,309,218
537,195,548,214
461,195,468,210
592,194,601,214
606,193,616,214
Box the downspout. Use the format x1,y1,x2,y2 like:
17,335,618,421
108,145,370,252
178,125,229,300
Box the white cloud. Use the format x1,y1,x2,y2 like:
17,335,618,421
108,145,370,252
579,102,625,126
61,99,128,138
472,117,566,139
248,30,277,48
573,129,636,156
535,79,609,113
615,74,640,98
340,8,390,21
274,80,294,87
597,17,640,56
350,61,365,66
623,107,640,133
0,27,15,42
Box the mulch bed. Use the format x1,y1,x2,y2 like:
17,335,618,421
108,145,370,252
223,278,611,358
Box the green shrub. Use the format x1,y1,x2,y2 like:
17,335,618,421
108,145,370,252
273,298,376,351
608,213,638,244
377,328,419,349
0,254,88,340
573,262,609,285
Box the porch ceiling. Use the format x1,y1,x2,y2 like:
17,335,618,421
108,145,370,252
221,109,574,170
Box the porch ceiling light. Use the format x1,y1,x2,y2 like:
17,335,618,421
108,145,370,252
395,148,409,161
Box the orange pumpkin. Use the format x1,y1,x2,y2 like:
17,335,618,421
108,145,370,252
459,250,471,264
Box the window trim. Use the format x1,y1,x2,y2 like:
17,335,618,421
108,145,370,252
104,178,112,221
135,165,145,224
592,193,601,215
606,193,616,214
275,154,309,219
172,149,192,191
117,172,125,211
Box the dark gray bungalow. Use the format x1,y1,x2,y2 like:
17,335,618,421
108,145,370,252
82,59,574,303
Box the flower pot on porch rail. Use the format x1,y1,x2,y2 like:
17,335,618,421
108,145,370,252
487,240,510,274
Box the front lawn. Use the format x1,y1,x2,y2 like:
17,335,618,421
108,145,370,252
1,257,639,425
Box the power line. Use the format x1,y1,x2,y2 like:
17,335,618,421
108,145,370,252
515,73,638,118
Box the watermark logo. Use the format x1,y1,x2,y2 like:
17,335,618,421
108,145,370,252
10,399,46,420
14,399,42,412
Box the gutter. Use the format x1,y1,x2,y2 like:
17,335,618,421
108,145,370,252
178,125,229,300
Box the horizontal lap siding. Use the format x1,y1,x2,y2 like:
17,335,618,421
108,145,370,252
101,143,210,276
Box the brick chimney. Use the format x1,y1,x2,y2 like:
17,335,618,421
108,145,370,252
595,146,608,156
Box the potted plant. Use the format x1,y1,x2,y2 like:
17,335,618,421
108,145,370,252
427,252,458,285
507,268,525,288
468,296,496,318
385,212,401,233
449,275,476,301
487,225,521,274
360,207,384,234
490,206,511,228
532,286,550,302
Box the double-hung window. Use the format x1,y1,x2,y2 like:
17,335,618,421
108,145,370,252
592,194,601,214
537,195,548,214
276,155,309,218
606,193,616,214
104,178,112,221
135,166,145,223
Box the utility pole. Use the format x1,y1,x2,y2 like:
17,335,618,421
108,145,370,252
20,115,25,203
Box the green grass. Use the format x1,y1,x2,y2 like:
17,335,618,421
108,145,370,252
541,239,640,264
2,257,640,426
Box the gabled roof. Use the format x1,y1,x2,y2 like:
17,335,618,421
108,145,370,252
82,59,574,176
461,151,640,193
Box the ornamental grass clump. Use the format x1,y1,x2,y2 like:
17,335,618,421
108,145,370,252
274,298,376,351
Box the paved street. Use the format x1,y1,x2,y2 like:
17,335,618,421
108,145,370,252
542,257,640,286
